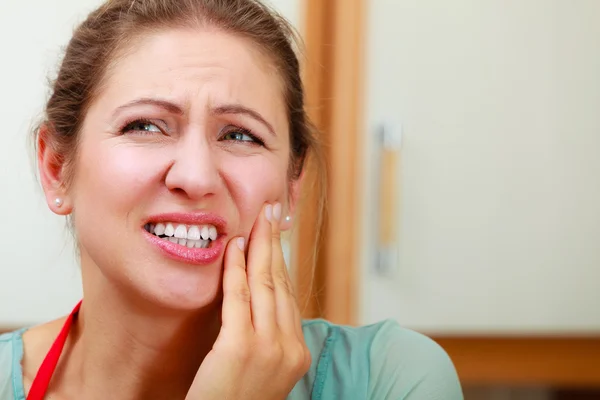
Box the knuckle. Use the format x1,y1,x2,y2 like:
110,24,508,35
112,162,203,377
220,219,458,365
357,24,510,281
219,339,245,359
258,340,284,365
302,346,312,371
286,342,311,375
260,271,275,292
230,262,245,272
234,335,255,358
287,346,304,367
272,342,285,360
237,289,251,303
274,270,295,296
227,285,251,303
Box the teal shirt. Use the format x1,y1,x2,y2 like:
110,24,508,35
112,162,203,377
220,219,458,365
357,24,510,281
0,319,463,399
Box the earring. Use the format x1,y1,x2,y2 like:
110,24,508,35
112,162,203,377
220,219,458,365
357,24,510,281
285,216,291,222
54,198,63,207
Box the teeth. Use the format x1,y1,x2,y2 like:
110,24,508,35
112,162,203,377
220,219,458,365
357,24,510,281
201,226,210,240
164,223,175,237
148,222,218,243
158,236,210,249
209,226,217,241
174,225,187,239
154,223,165,236
170,238,210,248
187,226,201,241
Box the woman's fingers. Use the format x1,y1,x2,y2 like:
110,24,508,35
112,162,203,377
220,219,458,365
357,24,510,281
246,204,276,334
270,203,300,337
285,255,306,342
207,203,309,400
232,202,303,340
221,236,252,334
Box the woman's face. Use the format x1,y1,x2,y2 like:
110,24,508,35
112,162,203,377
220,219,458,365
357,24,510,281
48,28,295,310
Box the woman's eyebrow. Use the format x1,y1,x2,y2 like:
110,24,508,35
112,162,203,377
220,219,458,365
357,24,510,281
112,98,185,117
112,98,276,136
211,104,276,136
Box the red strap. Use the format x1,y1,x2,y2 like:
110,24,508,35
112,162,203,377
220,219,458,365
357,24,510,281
27,300,82,400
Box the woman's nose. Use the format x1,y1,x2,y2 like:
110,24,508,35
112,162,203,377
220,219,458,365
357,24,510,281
164,136,221,201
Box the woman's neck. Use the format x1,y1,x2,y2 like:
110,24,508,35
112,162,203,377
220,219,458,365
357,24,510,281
54,279,221,400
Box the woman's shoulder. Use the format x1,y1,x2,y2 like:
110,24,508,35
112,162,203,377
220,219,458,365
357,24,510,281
0,329,27,400
300,318,455,368
293,319,463,400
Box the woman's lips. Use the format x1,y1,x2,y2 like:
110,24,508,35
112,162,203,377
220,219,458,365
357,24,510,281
143,228,225,265
143,212,227,233
142,212,228,265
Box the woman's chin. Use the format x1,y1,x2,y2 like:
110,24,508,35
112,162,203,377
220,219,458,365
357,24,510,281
135,289,221,315
157,281,221,311
128,267,223,313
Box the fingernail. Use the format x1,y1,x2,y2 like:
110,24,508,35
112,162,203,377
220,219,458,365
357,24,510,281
236,237,245,251
265,204,273,221
273,203,282,222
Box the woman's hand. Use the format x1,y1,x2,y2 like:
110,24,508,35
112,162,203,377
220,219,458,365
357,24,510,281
185,203,311,400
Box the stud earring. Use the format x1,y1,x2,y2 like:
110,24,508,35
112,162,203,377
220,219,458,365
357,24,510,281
54,198,63,207
285,216,291,222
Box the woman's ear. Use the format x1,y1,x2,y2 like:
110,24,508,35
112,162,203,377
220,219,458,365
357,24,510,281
281,173,304,231
37,125,73,216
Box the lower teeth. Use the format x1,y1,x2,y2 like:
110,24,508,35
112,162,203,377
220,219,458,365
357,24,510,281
161,235,210,248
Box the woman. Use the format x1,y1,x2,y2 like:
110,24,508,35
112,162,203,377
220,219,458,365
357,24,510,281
0,0,463,399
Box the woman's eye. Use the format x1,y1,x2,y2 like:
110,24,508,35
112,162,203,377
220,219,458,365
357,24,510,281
221,129,260,144
223,131,253,142
121,120,162,134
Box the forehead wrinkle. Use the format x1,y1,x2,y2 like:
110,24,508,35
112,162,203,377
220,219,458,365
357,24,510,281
92,28,288,133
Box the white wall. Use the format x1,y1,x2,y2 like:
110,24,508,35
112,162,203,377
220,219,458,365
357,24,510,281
0,0,302,328
360,0,600,334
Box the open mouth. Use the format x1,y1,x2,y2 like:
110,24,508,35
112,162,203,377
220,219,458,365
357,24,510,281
144,222,218,249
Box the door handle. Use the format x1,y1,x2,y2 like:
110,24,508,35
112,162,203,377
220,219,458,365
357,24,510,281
374,122,402,276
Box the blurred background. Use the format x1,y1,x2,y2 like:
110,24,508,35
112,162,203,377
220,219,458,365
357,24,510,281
1,1,599,399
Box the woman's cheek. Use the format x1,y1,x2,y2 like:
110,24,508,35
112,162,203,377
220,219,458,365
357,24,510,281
223,156,288,227
77,143,164,209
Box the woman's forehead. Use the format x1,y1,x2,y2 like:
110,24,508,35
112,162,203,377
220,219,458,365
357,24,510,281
94,28,287,125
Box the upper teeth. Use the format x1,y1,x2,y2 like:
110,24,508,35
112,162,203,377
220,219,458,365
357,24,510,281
149,223,218,241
